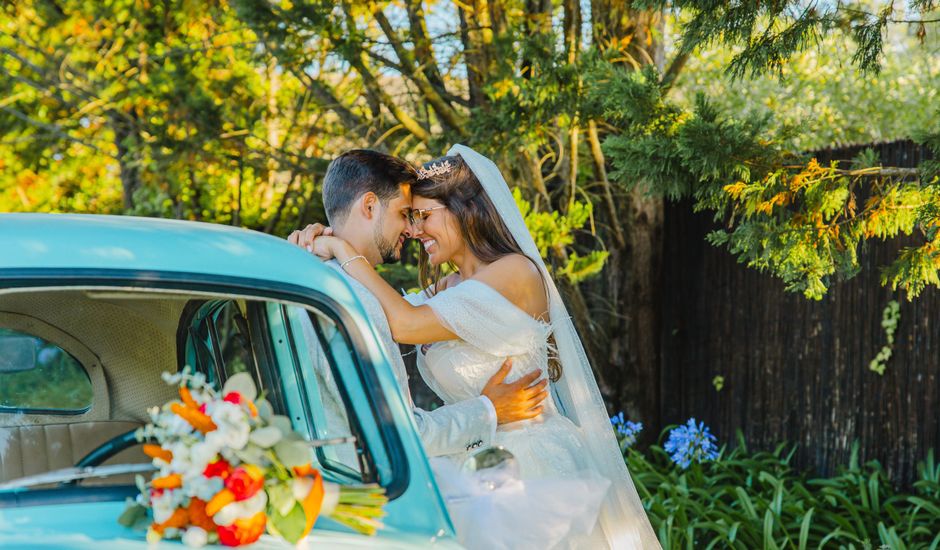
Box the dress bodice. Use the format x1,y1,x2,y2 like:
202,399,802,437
407,280,559,416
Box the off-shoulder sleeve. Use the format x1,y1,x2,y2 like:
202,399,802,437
403,289,429,306
424,280,545,357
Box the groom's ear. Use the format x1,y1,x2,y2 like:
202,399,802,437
359,192,379,220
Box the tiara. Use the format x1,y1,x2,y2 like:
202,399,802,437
417,160,455,180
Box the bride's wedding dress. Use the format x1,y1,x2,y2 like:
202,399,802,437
410,280,587,477
406,280,610,549
409,144,660,549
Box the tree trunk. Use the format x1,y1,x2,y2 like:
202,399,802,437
587,3,666,431
113,114,141,210
606,188,664,430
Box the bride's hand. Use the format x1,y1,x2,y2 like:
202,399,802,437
287,222,333,252
309,235,341,260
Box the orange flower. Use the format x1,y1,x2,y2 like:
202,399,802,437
225,465,264,501
151,473,182,490
299,469,325,538
150,507,188,534
205,488,236,517
292,463,317,477
216,511,266,547
142,444,173,463
179,385,199,409
170,402,217,433
187,497,216,532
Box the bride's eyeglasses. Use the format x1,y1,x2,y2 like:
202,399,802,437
408,205,446,227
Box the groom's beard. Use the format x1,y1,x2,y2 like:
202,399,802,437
373,222,400,264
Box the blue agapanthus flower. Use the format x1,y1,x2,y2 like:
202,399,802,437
610,412,643,450
664,418,719,469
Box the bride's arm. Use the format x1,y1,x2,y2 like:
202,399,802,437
319,236,458,345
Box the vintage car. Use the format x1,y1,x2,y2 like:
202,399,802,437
0,213,462,549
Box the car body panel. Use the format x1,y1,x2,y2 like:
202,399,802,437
0,213,459,548
0,501,463,549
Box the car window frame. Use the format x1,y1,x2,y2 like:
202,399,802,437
0,268,409,501
278,304,373,483
179,298,378,485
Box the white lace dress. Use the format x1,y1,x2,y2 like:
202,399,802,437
407,280,611,550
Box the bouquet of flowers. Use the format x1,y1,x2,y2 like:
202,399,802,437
118,369,386,547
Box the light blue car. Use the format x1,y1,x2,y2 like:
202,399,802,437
0,214,462,549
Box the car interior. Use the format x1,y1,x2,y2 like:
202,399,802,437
0,286,372,494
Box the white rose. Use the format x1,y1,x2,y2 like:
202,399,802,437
188,442,218,475
186,475,224,501
182,527,208,548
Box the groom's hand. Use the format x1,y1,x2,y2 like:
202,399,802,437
481,359,548,425
288,223,333,252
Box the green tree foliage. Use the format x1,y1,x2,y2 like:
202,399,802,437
0,0,335,232
594,62,940,299
674,24,940,151
662,0,940,76
3,0,940,424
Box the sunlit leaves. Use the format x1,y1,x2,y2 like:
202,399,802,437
596,59,940,299
514,188,607,284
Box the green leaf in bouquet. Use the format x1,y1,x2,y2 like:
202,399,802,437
117,502,151,531
267,482,297,517
255,398,274,421
274,439,311,468
250,425,282,448
267,502,308,544
270,415,294,436
222,372,258,402
134,474,147,495
234,443,267,465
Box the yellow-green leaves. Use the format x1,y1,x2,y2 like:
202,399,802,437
513,188,608,284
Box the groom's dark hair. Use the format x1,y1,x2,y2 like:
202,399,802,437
322,149,416,225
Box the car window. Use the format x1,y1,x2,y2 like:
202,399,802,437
282,305,364,480
0,328,93,413
181,299,373,484
211,301,254,379
182,300,258,389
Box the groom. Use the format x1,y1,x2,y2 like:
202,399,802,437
288,149,547,457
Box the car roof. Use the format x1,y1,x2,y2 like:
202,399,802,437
0,213,352,299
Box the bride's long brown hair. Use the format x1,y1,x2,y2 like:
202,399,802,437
412,154,561,381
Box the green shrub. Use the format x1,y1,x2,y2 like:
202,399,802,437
627,434,940,549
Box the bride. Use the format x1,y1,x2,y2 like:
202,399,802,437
309,144,660,549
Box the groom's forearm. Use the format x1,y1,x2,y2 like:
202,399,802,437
413,397,498,457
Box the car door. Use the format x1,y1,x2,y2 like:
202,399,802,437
177,298,391,489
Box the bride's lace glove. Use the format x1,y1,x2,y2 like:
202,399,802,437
481,359,549,425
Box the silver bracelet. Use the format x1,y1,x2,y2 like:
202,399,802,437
340,255,368,270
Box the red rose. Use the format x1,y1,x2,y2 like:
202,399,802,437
224,391,258,416
216,511,266,547
224,465,264,501
223,392,243,405
203,458,232,480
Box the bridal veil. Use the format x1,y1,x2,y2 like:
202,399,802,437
446,144,661,549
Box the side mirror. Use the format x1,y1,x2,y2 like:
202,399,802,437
0,334,39,373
